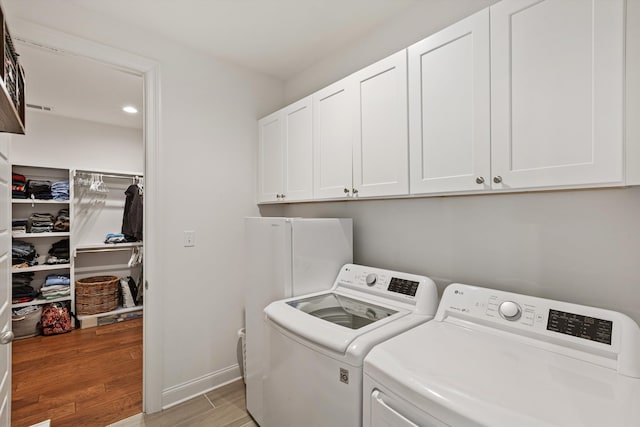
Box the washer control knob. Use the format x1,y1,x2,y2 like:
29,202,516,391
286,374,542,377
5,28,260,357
365,273,378,286
499,301,522,321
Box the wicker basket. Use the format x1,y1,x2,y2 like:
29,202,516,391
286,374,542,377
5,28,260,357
75,275,119,315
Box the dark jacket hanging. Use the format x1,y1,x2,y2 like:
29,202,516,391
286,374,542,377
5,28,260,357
122,184,143,241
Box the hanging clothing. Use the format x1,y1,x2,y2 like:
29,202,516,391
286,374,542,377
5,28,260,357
122,184,143,242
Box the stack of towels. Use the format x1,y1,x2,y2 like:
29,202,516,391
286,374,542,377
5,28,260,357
41,274,71,300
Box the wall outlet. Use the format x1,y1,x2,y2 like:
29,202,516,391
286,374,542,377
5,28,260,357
184,230,196,247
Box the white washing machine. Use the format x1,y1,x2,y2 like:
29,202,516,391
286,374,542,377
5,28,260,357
363,283,640,427
263,264,439,427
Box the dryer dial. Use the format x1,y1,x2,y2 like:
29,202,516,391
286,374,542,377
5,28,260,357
499,301,522,321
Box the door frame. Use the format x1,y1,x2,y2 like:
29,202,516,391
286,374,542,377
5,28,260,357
11,19,163,413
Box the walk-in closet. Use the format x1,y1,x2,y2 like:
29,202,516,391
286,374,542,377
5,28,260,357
9,39,145,425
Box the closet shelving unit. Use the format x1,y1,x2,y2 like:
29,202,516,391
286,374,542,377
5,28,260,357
72,168,144,328
11,165,74,311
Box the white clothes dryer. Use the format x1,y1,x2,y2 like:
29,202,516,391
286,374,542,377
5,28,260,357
263,264,439,427
363,283,640,427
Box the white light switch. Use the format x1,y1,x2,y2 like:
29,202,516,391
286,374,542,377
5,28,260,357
184,230,196,247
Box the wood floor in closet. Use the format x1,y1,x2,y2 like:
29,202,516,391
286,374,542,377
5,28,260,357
12,318,142,427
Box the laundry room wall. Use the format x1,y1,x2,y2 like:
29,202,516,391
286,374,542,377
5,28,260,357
281,0,640,325
11,111,143,171
5,3,285,409
284,0,499,103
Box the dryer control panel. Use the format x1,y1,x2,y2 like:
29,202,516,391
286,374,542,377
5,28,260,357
435,283,640,378
333,264,438,316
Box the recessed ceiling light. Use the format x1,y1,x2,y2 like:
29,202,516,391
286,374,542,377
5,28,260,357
123,105,138,114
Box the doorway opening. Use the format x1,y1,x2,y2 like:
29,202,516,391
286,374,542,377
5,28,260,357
8,25,161,424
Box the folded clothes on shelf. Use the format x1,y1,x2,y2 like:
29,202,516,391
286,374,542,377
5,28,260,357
51,180,69,201
40,285,71,300
12,272,34,287
27,180,53,200
12,218,27,233
105,233,127,244
46,239,70,265
28,213,55,233
12,173,27,199
12,240,37,267
53,209,70,232
12,284,38,303
44,274,70,287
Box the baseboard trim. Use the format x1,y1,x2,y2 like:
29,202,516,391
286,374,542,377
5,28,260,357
161,364,241,409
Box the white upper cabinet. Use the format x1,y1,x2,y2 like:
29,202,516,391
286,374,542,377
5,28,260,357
490,0,625,190
258,0,632,203
283,97,313,201
409,9,490,194
257,96,313,203
313,79,355,199
314,50,409,200
257,111,283,203
352,50,409,197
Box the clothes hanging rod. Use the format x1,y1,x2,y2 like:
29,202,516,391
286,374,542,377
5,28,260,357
74,171,144,180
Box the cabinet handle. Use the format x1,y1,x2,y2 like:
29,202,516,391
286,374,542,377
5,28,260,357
352,188,358,194
475,177,485,184
343,188,350,194
281,194,285,199
493,176,503,184
276,194,282,199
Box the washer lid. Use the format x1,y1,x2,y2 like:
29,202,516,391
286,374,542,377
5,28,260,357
287,292,398,330
364,321,640,427
265,291,409,354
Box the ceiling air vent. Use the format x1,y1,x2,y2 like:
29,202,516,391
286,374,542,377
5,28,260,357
27,103,53,112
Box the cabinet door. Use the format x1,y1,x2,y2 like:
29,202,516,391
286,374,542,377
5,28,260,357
313,79,354,199
352,50,409,197
409,9,490,194
257,111,283,203
491,0,624,190
283,96,313,201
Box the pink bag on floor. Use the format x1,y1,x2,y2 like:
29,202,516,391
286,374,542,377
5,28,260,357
41,303,73,335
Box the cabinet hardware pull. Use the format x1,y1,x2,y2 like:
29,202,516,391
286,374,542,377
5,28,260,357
493,176,503,184
475,177,485,184
343,188,350,194
352,188,359,194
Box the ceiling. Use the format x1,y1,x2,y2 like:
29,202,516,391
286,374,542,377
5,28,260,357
17,41,144,129
4,0,420,80
2,0,494,129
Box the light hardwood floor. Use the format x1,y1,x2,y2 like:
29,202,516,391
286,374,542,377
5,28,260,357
12,318,143,426
109,380,256,427
13,318,253,427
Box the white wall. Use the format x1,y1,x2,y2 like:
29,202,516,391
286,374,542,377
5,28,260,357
283,189,640,324
11,111,143,171
5,2,285,409
282,0,640,326
285,0,498,103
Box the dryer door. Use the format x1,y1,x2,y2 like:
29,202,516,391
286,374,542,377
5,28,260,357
370,390,449,427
